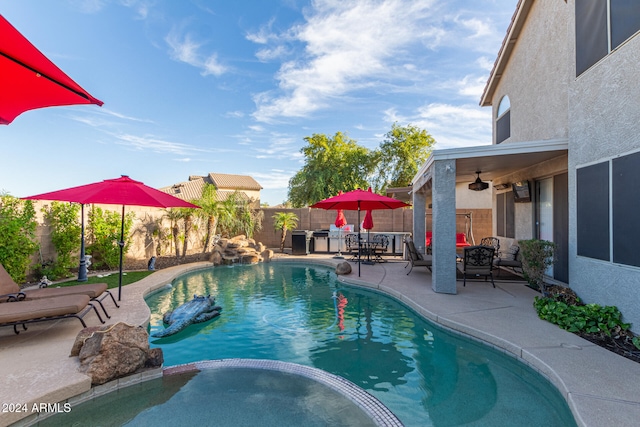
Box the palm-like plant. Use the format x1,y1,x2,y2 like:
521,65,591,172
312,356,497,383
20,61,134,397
194,184,220,253
272,212,299,253
164,208,182,257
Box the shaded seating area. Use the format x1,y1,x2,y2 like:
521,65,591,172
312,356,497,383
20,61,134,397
480,237,500,257
404,237,432,275
426,231,472,254
0,264,118,318
370,234,390,263
0,294,105,334
457,245,496,287
345,234,360,261
493,244,523,276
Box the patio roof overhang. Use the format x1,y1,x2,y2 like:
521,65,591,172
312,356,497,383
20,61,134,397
412,138,569,191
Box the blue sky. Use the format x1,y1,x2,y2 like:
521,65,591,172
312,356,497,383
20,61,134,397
1,0,518,205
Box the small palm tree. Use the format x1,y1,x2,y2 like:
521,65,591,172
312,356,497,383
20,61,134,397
272,212,299,253
194,184,220,253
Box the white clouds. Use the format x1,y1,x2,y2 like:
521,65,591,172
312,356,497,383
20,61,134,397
165,28,227,77
476,56,495,72
457,17,493,39
248,170,294,190
251,0,439,123
248,0,511,124
112,133,212,155
414,103,492,148
456,75,490,99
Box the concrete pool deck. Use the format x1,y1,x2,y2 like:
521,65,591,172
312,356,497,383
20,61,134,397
1,255,639,426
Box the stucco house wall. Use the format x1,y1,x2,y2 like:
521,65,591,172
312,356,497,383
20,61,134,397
567,0,640,331
487,0,570,247
490,0,569,145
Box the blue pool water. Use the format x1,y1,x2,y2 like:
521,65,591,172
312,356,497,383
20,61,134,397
144,263,576,427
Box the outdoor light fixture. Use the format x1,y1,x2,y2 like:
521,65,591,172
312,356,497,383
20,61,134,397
468,171,489,191
493,183,511,190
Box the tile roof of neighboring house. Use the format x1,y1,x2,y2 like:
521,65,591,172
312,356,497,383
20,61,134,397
159,175,256,203
480,0,531,107
208,173,262,191
159,178,206,202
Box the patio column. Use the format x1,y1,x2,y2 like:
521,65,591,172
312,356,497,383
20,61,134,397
412,189,427,255
432,159,457,294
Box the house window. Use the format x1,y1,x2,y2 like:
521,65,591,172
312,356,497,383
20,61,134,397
575,0,640,76
577,162,610,260
612,151,640,267
577,151,640,268
496,96,510,144
496,191,515,238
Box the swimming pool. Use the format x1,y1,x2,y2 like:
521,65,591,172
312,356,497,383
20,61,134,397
38,360,400,427
143,263,576,427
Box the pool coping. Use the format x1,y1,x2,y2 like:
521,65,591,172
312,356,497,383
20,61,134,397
3,255,640,426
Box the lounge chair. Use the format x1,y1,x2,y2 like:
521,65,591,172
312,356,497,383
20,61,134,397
457,245,496,287
0,264,118,318
404,238,432,275
0,294,105,334
493,244,523,276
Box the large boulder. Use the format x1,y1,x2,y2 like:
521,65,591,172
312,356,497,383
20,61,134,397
241,253,260,264
208,251,222,266
72,322,163,385
261,249,274,263
336,262,352,275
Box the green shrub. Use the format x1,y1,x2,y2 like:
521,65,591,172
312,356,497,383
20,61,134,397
41,202,81,279
519,239,556,294
533,296,630,336
0,195,39,282
87,207,134,270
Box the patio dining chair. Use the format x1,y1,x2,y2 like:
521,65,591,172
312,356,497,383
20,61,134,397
480,237,500,258
344,234,360,261
371,234,390,263
457,245,496,287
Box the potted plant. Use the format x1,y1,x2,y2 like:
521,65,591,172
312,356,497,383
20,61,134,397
519,239,556,295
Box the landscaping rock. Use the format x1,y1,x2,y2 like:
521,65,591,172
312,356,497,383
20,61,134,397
73,322,163,385
336,262,352,275
261,249,273,262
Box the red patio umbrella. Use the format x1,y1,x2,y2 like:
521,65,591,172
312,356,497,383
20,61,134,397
24,176,199,300
311,188,409,276
0,14,103,125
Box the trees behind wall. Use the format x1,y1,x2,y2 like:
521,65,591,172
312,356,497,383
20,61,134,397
287,123,436,207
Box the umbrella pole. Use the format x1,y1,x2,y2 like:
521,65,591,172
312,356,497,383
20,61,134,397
118,205,125,301
333,226,344,259
77,204,88,282
357,204,361,277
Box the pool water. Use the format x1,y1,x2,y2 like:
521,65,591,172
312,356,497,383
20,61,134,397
39,362,391,427
143,263,576,427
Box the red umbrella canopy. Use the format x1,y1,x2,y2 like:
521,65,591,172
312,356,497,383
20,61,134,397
362,209,374,230
311,188,410,211
335,210,347,228
334,191,347,227
0,14,103,125
23,175,199,209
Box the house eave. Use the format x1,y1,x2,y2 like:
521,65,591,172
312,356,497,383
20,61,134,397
480,0,534,107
